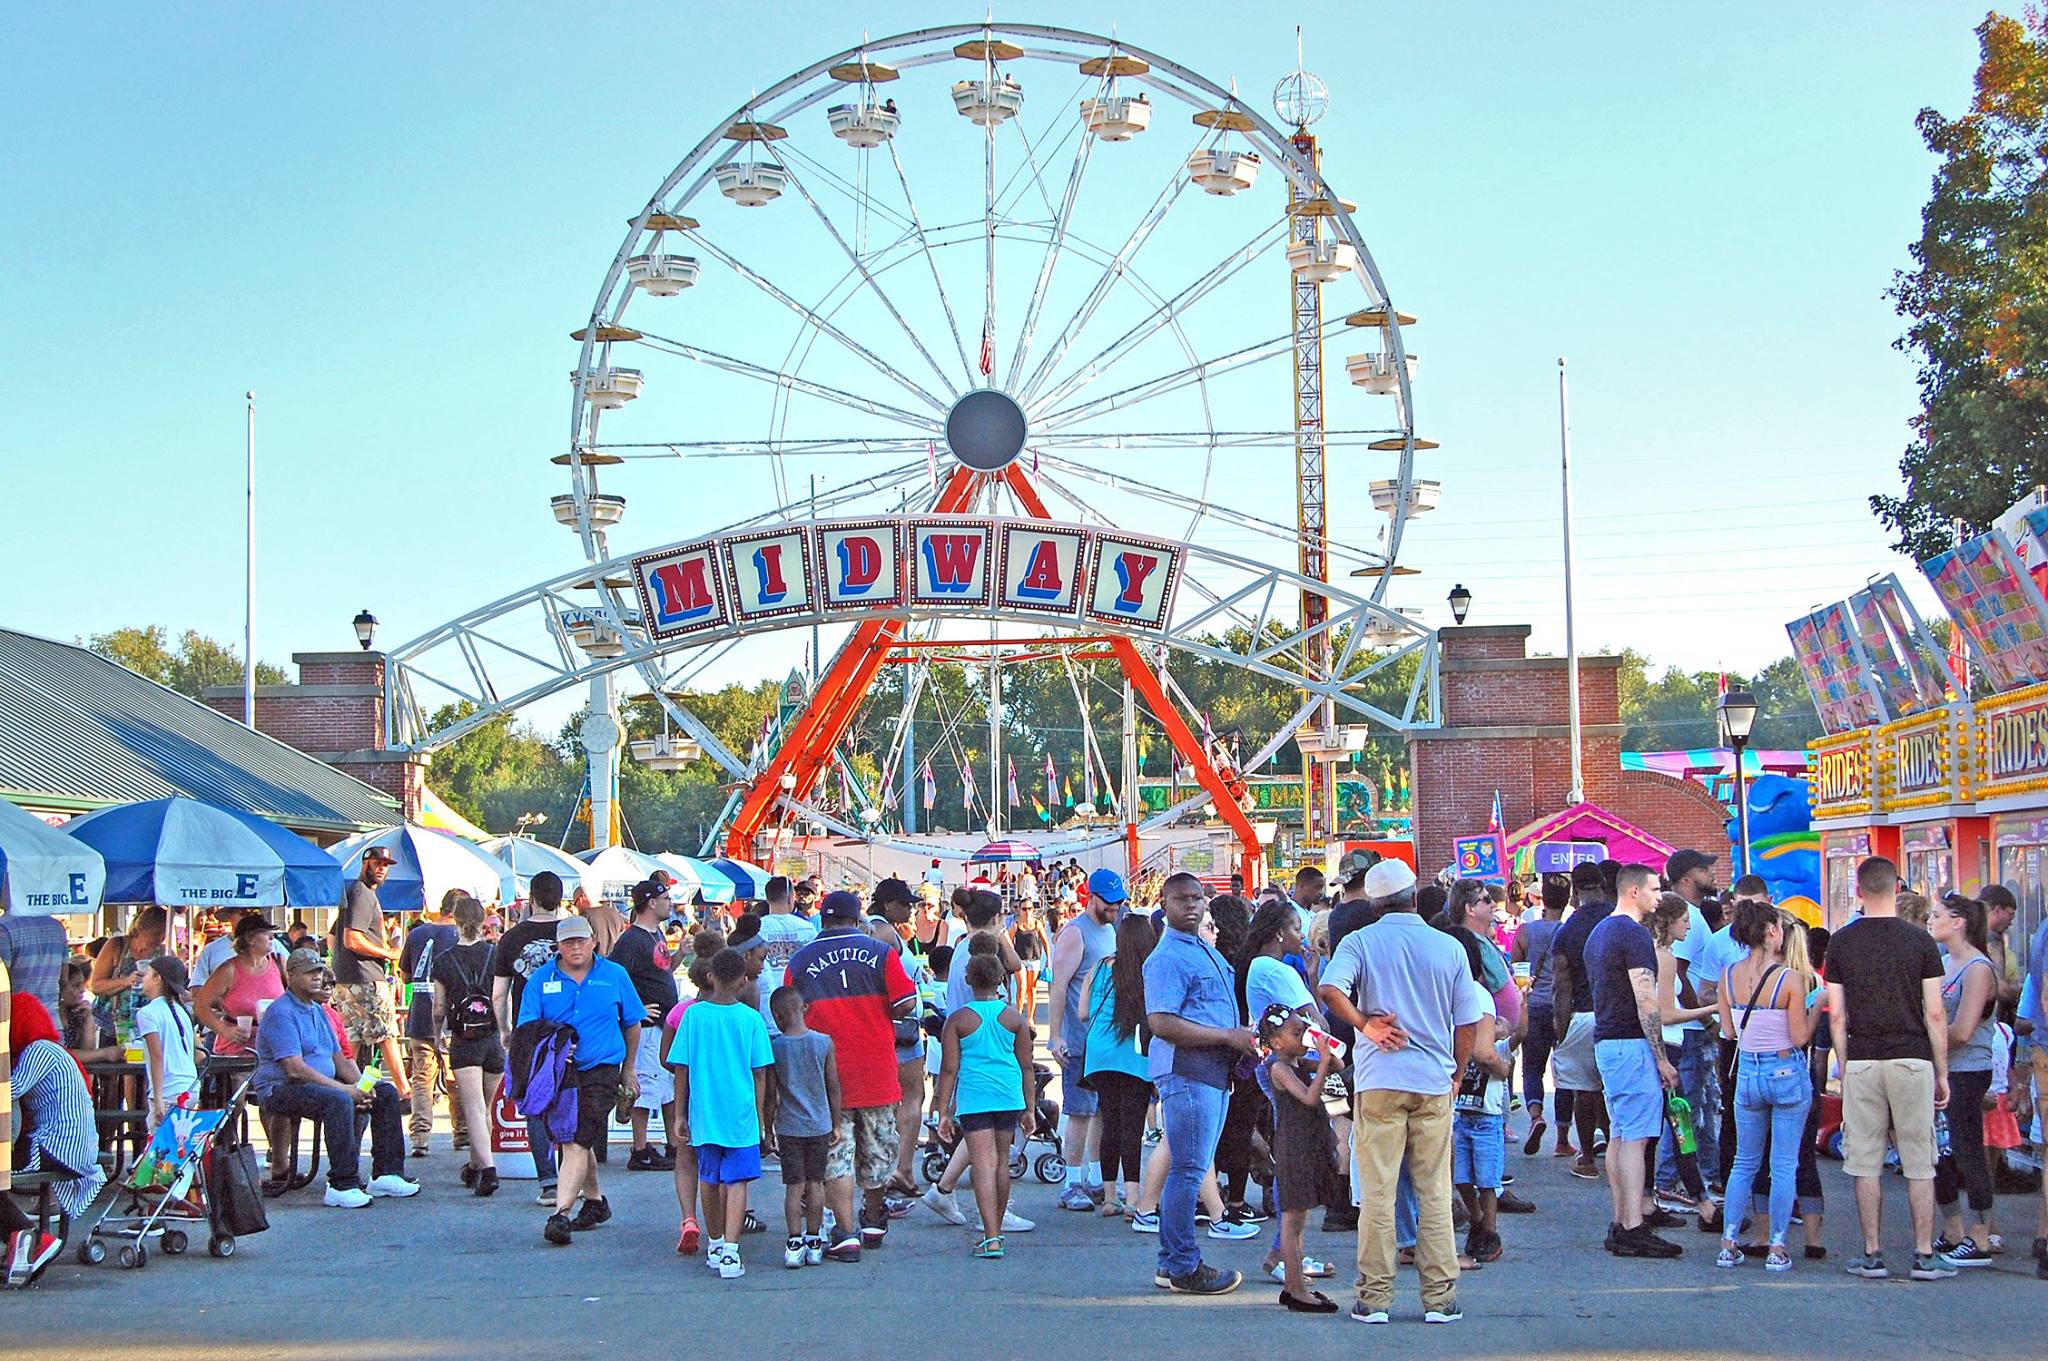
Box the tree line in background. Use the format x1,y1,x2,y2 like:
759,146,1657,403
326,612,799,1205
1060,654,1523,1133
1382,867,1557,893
86,624,1824,853
1877,10,2048,558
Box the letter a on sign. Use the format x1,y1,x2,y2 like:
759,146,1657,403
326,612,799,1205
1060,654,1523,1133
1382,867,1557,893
910,521,994,607
999,523,1085,616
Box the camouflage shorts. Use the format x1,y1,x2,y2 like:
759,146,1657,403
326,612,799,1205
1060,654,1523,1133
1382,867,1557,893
825,1105,900,1189
334,980,396,1049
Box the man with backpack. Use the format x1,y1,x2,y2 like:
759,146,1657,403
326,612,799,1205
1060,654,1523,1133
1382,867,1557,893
434,895,503,1197
495,872,565,1202
399,897,462,1158
611,880,680,1172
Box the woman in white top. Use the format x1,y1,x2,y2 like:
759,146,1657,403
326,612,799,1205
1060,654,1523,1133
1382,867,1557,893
134,956,199,1128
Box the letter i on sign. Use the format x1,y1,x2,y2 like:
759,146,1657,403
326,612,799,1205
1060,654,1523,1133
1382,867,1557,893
752,544,788,604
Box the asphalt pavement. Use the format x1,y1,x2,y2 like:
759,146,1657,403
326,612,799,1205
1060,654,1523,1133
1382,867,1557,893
5,1103,2042,1360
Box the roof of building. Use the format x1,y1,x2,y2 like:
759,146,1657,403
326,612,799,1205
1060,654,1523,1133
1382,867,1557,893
0,628,398,834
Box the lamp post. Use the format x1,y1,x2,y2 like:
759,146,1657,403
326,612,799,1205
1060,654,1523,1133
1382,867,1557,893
352,609,379,651
1718,687,1759,872
1447,583,1472,625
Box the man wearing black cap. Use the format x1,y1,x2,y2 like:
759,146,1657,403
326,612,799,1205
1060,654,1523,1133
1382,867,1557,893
333,846,411,1108
612,881,680,1172
784,890,918,1261
1654,849,1722,1208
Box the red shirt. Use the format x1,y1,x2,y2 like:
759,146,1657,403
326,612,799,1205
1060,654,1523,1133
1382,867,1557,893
784,927,914,1109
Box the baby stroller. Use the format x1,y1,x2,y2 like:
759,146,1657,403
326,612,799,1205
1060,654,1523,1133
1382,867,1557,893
83,1069,262,1268
919,1064,1067,1185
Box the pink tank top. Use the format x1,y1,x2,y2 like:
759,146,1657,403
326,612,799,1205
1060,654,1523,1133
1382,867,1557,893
215,955,285,1055
1731,967,1794,1054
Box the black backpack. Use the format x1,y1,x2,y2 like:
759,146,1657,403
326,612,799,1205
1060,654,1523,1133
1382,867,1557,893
447,945,496,1042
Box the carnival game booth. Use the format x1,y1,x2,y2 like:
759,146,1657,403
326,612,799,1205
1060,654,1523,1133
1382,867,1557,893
1875,702,1983,903
1504,801,1673,877
1972,681,2048,963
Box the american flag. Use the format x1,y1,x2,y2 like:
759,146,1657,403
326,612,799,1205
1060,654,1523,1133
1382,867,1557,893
1043,751,1057,806
927,438,940,492
961,761,974,809
1006,755,1021,808
921,760,936,811
979,316,995,377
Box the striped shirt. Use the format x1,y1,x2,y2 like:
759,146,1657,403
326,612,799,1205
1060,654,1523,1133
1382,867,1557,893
14,1039,104,1218
1,954,12,1194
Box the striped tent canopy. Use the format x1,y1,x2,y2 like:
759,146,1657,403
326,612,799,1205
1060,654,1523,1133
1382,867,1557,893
970,839,1043,864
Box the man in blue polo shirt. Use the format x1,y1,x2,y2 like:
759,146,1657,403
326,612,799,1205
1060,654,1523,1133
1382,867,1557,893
519,915,641,1246
254,948,418,1208
1143,872,1257,1297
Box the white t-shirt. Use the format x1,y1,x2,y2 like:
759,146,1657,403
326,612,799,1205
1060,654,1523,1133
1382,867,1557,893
757,911,819,1035
1245,955,1315,1027
135,996,199,1104
1453,977,1507,1118
1667,903,1714,1031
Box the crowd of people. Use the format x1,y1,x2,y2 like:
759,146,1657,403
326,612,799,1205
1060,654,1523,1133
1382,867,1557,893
3,842,2046,1314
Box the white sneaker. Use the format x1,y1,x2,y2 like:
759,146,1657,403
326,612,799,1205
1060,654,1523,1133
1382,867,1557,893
718,1246,745,1279
323,1185,372,1209
972,1207,1037,1233
368,1174,421,1198
705,1239,727,1269
1207,1217,1259,1240
922,1186,967,1225
784,1236,806,1269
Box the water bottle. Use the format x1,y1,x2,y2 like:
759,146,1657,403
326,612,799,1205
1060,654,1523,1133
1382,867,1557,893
1935,1109,1953,1159
1665,1092,1698,1156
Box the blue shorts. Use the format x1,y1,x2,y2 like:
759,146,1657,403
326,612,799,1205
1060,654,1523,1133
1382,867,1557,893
1058,1048,1099,1118
1595,1038,1665,1142
1452,1111,1506,1190
696,1142,763,1186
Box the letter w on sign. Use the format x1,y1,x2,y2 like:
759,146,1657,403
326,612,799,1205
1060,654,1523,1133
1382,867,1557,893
920,535,982,593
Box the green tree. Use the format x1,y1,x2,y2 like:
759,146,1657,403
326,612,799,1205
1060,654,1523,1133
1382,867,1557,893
87,625,287,697
1875,10,2048,558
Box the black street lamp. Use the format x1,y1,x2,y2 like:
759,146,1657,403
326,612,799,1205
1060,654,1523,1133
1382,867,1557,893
352,609,379,651
1718,686,1759,871
1447,583,1472,625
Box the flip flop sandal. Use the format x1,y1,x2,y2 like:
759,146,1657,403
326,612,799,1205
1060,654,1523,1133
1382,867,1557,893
973,1236,1005,1259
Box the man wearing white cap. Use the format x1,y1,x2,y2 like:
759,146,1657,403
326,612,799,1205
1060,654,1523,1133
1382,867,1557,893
1318,857,1481,1325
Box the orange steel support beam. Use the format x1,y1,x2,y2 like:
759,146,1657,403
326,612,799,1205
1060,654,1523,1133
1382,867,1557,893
724,465,980,857
999,465,1263,881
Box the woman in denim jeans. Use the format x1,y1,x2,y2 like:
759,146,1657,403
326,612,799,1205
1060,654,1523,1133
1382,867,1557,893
1714,899,1818,1271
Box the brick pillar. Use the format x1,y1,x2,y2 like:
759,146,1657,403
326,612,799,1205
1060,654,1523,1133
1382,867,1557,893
203,651,426,823
1404,625,1625,873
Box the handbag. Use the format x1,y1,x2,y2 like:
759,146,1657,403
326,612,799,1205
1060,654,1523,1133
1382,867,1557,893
209,1141,271,1237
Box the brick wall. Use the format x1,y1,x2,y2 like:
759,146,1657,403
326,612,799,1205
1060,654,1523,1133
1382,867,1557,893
1407,625,1728,871
201,651,425,822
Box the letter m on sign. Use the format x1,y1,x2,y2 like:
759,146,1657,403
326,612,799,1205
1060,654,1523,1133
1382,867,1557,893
647,555,715,629
920,534,981,594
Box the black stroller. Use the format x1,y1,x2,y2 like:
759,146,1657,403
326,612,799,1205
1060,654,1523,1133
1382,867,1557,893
921,1063,1066,1184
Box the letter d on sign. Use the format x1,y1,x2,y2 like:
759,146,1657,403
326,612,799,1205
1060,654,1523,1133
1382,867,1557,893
837,536,881,594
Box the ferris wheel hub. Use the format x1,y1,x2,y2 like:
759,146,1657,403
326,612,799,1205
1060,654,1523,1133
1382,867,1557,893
945,387,1028,472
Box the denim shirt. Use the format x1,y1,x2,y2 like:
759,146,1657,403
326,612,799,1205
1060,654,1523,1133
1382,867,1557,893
1141,927,1239,1088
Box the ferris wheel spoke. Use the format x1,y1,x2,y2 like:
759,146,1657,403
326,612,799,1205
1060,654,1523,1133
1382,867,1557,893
1003,111,1098,392
1025,216,1290,418
772,155,961,400
1024,428,1399,453
1015,157,1191,407
681,230,951,415
998,92,1081,223
1037,316,1334,430
593,436,934,459
630,328,941,429
885,140,978,386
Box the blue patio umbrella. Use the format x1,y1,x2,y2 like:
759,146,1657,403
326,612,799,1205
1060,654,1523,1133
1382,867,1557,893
64,796,341,907
0,799,106,915
708,857,771,899
332,825,516,913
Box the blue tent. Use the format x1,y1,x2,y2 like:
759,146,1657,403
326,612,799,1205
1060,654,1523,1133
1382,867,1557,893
65,797,342,908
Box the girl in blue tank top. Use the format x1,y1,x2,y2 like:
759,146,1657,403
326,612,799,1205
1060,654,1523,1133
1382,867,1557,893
934,953,1037,1260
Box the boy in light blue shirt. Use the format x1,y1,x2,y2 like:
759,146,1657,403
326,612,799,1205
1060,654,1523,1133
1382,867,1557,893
673,948,773,1279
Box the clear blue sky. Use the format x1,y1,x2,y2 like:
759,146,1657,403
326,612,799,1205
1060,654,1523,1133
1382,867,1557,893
0,3,2001,715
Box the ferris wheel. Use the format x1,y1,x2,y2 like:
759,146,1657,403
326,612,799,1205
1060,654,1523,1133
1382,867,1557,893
389,21,1437,864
